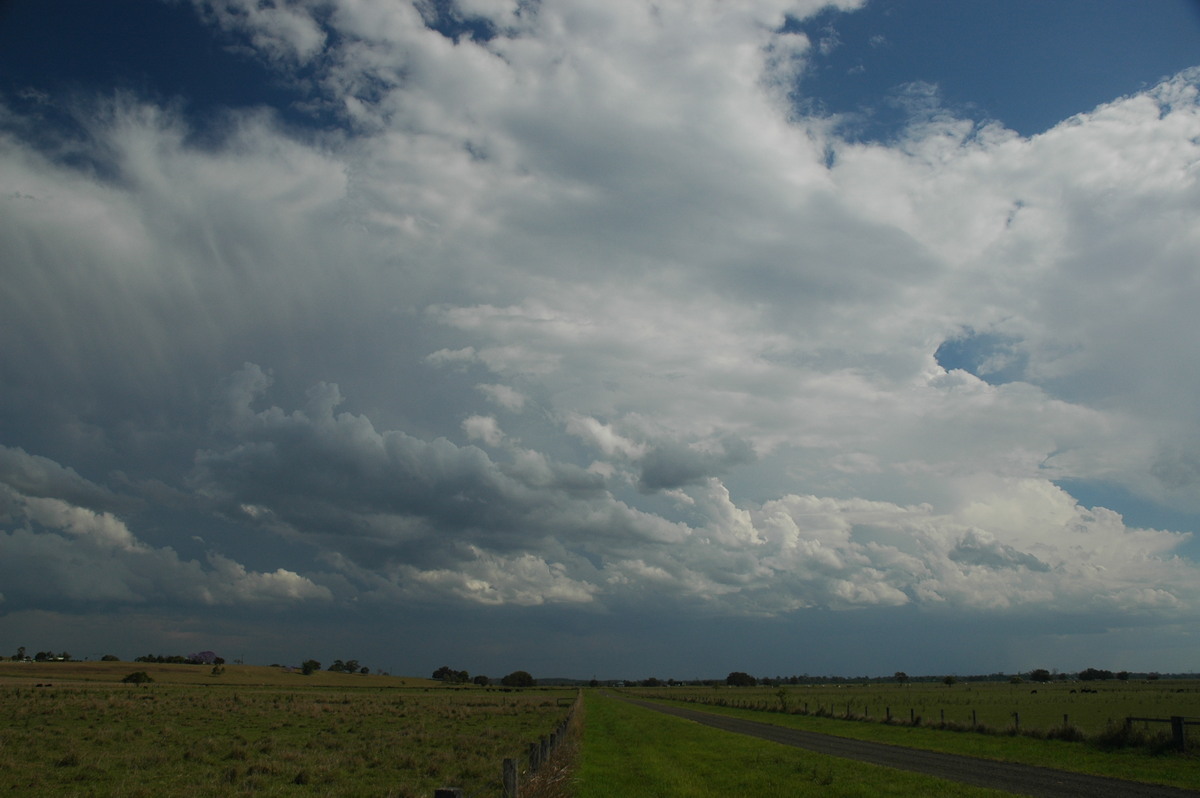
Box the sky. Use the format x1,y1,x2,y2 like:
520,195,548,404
1,0,1199,681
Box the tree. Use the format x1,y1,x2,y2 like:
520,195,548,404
301,659,321,675
725,671,756,687
942,675,957,686
1078,667,1113,681
121,671,154,684
101,654,120,662
1029,668,1052,683
473,674,490,686
501,670,535,688
894,671,909,685
432,665,470,683
14,646,25,661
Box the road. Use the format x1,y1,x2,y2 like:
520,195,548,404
618,696,1200,798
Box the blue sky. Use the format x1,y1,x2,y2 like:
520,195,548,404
2,0,1199,680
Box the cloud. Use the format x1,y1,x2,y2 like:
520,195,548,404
0,446,331,611
181,366,1200,620
0,1,1198,671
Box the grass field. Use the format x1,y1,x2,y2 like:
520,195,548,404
575,692,1019,797
0,662,573,797
4,663,1197,796
615,684,1200,791
631,680,1200,738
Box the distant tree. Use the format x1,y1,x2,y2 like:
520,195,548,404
329,659,347,672
942,675,957,686
122,671,154,684
1117,671,1130,681
360,666,370,675
432,666,470,683
301,659,321,675
1009,675,1023,684
894,671,909,685
101,654,120,662
473,675,490,686
14,646,25,661
1029,669,1052,683
726,671,756,687
501,670,535,688
1148,672,1161,681
189,651,218,665
642,677,661,687
589,678,599,688
1078,667,1113,681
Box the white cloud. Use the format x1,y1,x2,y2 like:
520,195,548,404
0,0,1198,670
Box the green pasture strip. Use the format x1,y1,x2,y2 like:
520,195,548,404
0,683,574,797
623,694,1200,791
576,692,1020,798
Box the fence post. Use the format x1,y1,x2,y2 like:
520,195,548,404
1013,712,1020,731
528,741,540,773
503,757,519,798
1171,716,1186,752
885,706,891,721
434,789,463,798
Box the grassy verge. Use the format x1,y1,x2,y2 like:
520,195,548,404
575,692,1020,797
627,695,1200,791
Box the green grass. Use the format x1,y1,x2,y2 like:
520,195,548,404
0,680,574,797
575,692,1020,797
639,680,1200,737
620,692,1200,791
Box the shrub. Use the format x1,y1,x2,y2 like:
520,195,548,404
121,671,154,684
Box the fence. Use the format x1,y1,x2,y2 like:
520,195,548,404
1125,715,1200,752
436,691,582,798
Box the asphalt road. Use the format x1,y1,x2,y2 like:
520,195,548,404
618,696,1200,798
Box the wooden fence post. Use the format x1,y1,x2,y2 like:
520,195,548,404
1171,716,1186,752
503,757,519,798
528,741,540,773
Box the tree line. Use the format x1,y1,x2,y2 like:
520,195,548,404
431,665,536,687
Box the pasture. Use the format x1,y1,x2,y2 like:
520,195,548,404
0,662,574,797
631,679,1200,738
613,681,1200,790
576,692,1017,797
